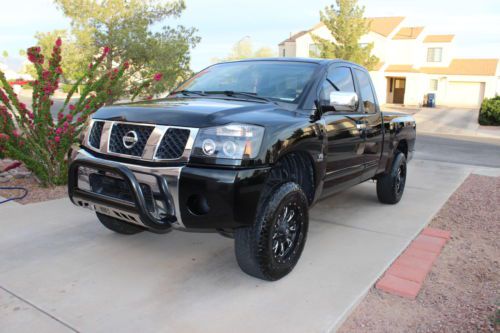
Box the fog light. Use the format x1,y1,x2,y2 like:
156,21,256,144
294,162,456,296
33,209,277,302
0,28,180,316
187,194,210,216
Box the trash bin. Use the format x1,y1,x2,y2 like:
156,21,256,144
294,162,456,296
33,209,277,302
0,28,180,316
426,93,436,107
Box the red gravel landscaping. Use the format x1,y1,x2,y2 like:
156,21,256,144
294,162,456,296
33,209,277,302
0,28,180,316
339,174,500,333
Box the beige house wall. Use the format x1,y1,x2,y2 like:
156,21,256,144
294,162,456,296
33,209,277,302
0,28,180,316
279,19,499,107
376,72,499,106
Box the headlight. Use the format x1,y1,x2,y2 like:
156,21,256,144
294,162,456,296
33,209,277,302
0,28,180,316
191,124,265,160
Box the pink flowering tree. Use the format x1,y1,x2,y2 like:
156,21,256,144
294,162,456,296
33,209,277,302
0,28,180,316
130,72,163,102
0,38,163,186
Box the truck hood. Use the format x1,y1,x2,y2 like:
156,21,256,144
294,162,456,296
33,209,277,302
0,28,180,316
93,97,304,128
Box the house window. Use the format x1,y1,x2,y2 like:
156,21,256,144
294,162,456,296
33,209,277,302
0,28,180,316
427,48,442,62
282,48,286,57
429,79,438,91
309,44,320,57
395,79,405,89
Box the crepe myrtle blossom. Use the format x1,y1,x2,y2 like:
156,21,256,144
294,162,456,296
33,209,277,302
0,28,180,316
154,73,163,82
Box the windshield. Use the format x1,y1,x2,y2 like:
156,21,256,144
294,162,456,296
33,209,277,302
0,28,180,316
174,61,318,103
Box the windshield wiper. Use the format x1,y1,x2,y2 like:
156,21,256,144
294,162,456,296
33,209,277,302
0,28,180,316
170,90,207,97
204,90,277,104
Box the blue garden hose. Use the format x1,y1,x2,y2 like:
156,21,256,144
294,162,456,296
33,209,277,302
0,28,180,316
0,186,28,204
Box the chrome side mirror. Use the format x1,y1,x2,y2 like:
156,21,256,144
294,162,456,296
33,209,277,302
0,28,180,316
329,91,358,112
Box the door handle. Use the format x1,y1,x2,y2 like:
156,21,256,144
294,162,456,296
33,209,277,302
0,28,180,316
356,123,366,130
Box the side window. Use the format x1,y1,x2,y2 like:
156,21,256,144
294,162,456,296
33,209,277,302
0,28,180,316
328,67,355,92
319,80,335,106
354,69,376,113
319,67,356,111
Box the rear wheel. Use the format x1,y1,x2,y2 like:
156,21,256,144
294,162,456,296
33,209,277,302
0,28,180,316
96,213,146,235
376,152,407,204
234,182,309,281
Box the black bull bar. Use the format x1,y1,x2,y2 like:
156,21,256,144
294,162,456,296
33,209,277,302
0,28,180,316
68,158,176,231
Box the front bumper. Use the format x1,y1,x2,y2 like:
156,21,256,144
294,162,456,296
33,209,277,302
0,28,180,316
68,149,270,231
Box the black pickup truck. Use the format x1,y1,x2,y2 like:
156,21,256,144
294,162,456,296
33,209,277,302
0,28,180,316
68,58,416,281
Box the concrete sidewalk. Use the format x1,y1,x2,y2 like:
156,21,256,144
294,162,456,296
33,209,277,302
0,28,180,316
1,160,496,333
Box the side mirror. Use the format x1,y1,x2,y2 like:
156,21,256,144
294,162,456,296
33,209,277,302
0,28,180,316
328,91,358,112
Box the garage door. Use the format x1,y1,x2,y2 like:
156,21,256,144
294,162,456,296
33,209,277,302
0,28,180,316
445,81,485,107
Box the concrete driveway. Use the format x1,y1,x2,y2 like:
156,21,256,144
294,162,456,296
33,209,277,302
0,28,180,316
3,158,497,333
413,107,500,140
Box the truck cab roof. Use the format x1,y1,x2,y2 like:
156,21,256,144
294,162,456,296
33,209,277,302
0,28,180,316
218,57,365,69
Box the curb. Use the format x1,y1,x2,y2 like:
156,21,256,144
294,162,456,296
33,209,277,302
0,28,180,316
375,227,451,299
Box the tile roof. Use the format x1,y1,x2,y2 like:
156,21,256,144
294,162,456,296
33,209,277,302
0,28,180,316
384,59,499,76
423,34,455,43
385,64,419,73
367,16,405,37
279,30,309,46
295,16,405,43
392,27,424,40
421,59,499,76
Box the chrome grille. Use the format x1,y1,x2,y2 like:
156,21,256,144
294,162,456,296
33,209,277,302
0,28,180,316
156,128,190,159
85,120,198,163
109,123,154,157
88,121,104,149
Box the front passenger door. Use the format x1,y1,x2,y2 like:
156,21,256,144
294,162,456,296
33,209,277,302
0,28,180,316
321,66,366,195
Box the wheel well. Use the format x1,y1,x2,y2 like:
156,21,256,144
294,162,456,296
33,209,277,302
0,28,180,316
264,152,315,205
397,140,408,158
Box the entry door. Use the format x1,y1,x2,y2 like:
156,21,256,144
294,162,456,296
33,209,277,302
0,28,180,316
393,78,405,104
320,66,365,195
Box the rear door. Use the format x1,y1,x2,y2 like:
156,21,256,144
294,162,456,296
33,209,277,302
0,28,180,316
321,65,366,195
353,68,384,180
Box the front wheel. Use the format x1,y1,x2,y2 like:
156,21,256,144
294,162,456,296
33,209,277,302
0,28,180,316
234,182,309,281
376,152,407,204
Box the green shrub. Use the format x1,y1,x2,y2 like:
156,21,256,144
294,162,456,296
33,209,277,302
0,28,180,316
60,83,73,93
478,96,500,126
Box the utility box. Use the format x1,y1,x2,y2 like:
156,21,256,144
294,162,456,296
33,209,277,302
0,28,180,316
425,93,436,107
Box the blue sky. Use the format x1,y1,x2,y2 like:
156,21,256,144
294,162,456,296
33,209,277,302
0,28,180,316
1,0,499,71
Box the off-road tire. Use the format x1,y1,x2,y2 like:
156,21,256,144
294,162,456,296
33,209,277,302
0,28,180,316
376,152,407,204
96,213,146,235
234,182,309,281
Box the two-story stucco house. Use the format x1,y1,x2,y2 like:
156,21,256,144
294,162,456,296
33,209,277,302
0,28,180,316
279,17,499,107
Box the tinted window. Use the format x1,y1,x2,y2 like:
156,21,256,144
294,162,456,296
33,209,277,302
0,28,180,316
175,61,318,103
328,67,355,92
319,67,356,108
354,69,376,113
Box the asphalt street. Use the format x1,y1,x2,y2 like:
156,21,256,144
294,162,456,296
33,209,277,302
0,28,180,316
415,133,500,168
